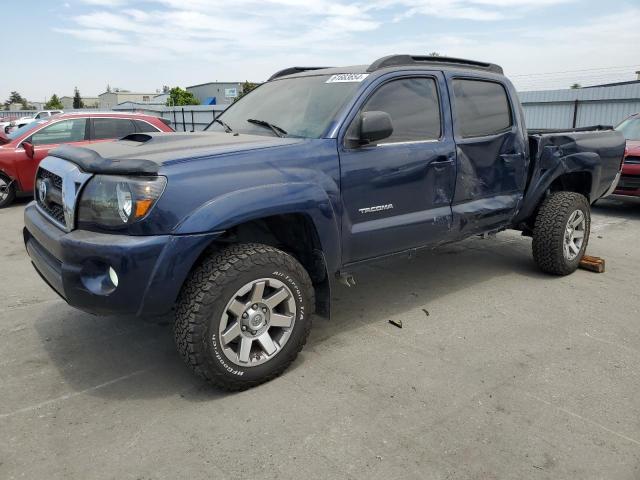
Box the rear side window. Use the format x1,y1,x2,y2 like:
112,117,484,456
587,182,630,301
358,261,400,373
134,120,160,133
92,118,136,140
452,79,512,138
360,77,441,143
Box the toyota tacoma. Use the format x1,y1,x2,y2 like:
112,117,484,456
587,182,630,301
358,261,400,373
24,55,625,390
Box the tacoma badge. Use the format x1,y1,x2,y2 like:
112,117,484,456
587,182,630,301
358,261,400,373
358,204,394,214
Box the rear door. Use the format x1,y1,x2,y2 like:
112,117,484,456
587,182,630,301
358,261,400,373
339,72,457,264
89,117,138,143
446,75,528,236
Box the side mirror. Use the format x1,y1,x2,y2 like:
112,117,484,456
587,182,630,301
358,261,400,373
359,111,393,146
23,140,34,159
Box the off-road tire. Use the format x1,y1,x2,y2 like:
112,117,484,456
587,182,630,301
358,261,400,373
0,175,16,208
174,243,315,391
532,191,591,275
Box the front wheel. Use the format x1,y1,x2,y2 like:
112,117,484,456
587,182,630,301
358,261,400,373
174,243,314,391
532,191,591,275
0,175,16,208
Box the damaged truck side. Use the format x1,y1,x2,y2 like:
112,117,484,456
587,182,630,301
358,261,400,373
24,55,625,390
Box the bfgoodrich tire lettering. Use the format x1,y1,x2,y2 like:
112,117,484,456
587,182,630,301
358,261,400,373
174,243,314,391
532,191,591,275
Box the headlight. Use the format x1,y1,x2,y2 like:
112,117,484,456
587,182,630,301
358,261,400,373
78,175,166,228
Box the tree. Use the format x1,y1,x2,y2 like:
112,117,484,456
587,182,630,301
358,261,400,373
165,87,200,106
45,94,64,110
570,83,581,89
106,84,112,93
73,87,84,109
234,81,259,102
428,51,442,57
4,91,25,109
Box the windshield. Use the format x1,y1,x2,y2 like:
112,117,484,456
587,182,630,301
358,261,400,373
206,75,363,138
7,120,47,141
616,116,640,141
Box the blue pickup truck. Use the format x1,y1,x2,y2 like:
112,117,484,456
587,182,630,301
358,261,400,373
24,55,624,390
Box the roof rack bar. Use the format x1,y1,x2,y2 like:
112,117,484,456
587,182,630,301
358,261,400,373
268,66,334,81
367,55,503,75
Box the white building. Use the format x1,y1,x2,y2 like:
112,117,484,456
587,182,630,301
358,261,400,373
186,82,245,105
60,96,99,109
98,91,158,110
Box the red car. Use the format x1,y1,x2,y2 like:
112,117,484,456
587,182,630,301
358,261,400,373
614,113,640,197
0,112,173,207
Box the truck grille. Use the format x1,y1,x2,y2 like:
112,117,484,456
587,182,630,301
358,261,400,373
38,169,63,189
34,157,92,232
36,168,67,228
624,156,640,165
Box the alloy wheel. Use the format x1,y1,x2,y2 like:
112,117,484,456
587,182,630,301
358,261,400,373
563,209,586,261
218,277,297,367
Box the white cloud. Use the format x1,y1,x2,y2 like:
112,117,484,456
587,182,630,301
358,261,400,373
80,0,129,5
49,0,640,91
55,28,129,43
371,0,573,21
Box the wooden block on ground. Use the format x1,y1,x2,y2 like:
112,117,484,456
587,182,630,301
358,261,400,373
579,255,605,273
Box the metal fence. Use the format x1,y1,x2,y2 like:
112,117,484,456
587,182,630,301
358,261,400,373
1,106,224,131
0,110,37,120
519,82,640,130
112,104,227,131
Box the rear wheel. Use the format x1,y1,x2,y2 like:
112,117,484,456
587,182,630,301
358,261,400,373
174,243,314,390
532,191,591,275
0,175,16,208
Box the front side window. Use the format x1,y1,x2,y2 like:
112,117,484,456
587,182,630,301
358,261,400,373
93,118,136,140
358,77,441,144
452,79,512,138
30,119,87,145
7,120,46,141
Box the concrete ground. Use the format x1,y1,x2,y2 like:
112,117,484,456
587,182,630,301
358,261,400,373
1,196,639,480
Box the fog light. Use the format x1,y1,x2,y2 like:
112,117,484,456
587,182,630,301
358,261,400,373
108,267,119,288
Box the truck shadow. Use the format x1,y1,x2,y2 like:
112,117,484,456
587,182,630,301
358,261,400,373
301,234,543,365
33,232,549,400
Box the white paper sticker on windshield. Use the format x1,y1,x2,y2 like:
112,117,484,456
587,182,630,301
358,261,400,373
326,74,369,83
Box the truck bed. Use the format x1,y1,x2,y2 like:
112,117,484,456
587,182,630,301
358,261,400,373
514,126,625,225
528,125,614,135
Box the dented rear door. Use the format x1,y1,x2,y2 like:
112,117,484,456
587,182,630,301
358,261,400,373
446,74,528,237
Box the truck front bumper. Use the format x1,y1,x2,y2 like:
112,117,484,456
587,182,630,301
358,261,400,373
24,202,222,316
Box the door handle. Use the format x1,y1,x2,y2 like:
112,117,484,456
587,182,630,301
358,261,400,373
431,155,454,171
500,152,524,164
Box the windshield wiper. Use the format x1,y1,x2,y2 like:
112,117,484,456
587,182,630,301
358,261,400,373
213,118,233,133
247,118,287,138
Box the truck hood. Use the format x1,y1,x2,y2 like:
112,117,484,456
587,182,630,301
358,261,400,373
50,131,305,175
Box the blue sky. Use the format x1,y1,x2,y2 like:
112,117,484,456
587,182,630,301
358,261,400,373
3,0,640,103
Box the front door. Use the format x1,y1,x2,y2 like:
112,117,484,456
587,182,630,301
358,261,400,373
17,118,89,192
339,73,457,264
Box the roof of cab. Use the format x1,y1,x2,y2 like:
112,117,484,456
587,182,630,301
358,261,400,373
269,55,504,82
53,111,162,120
